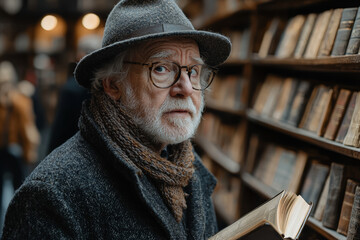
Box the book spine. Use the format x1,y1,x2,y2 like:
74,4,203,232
343,92,360,147
287,81,311,126
347,186,360,240
346,7,360,55
294,13,317,58
336,179,359,236
318,8,343,57
313,175,331,221
322,163,345,229
331,7,358,56
324,89,351,140
335,91,357,143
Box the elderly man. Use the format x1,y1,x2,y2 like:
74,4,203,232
1,0,231,239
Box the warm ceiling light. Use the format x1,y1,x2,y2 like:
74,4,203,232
41,15,58,31
82,13,100,30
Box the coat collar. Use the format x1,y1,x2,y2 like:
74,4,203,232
79,102,217,239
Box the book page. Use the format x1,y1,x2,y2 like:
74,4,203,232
210,192,285,240
283,195,312,239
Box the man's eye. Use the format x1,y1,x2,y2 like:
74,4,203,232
154,65,168,73
190,67,199,77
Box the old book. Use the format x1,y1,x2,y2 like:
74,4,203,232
228,31,243,60
245,134,260,173
331,7,358,56
258,18,282,58
294,13,317,58
271,149,298,192
346,7,360,55
337,179,359,236
300,85,333,134
275,14,306,58
286,80,311,126
272,78,298,121
322,163,358,230
313,174,330,221
322,163,346,229
335,91,358,143
261,77,283,117
279,79,300,122
253,76,276,113
343,92,360,147
253,144,277,179
287,151,308,193
239,28,251,60
318,8,343,57
209,191,312,240
347,186,360,240
324,89,351,140
262,147,284,185
300,161,330,216
303,9,333,59
298,85,321,129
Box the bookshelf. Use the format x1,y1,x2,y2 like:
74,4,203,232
189,0,360,239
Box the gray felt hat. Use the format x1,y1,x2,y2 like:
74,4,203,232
74,0,232,88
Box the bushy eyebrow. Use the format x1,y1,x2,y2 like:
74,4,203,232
149,51,204,64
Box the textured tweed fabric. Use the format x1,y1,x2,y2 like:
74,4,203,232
88,92,195,222
1,99,218,239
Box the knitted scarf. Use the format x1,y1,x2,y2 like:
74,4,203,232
86,92,195,222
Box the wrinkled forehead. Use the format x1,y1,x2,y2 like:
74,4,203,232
130,37,201,62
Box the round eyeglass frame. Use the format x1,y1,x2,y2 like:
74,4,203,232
124,60,218,91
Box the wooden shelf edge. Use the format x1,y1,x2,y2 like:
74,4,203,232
251,54,360,72
307,217,346,240
205,100,246,117
241,172,346,240
246,110,360,160
194,136,241,174
241,172,278,198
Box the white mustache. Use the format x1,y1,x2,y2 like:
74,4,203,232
159,97,196,116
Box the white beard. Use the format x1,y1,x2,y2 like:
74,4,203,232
122,85,204,145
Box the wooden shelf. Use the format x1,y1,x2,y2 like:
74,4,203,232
205,99,245,117
307,217,346,240
241,172,346,240
194,135,241,174
241,172,278,198
251,54,360,72
246,109,360,160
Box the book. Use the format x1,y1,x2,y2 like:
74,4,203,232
258,18,282,58
337,179,359,236
313,174,331,221
322,163,358,230
300,85,333,136
335,91,358,143
331,7,358,56
245,134,260,173
343,92,360,147
298,85,320,129
271,149,298,192
346,7,360,55
286,80,311,126
347,186,360,239
303,9,333,59
275,14,306,58
322,163,346,229
209,191,312,240
293,13,317,58
272,78,298,121
261,77,283,117
324,89,351,140
300,161,330,216
318,8,343,57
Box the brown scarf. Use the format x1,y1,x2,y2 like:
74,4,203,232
88,92,195,222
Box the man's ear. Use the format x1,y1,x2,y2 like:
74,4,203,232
102,77,122,100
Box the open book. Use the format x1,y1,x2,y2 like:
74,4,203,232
210,191,312,240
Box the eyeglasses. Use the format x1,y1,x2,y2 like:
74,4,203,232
124,60,217,91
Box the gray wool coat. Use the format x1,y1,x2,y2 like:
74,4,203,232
1,108,218,239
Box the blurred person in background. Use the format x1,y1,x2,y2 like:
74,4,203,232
0,61,40,222
47,34,102,153
1,0,231,239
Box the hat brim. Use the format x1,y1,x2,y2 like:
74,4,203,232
74,30,231,88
